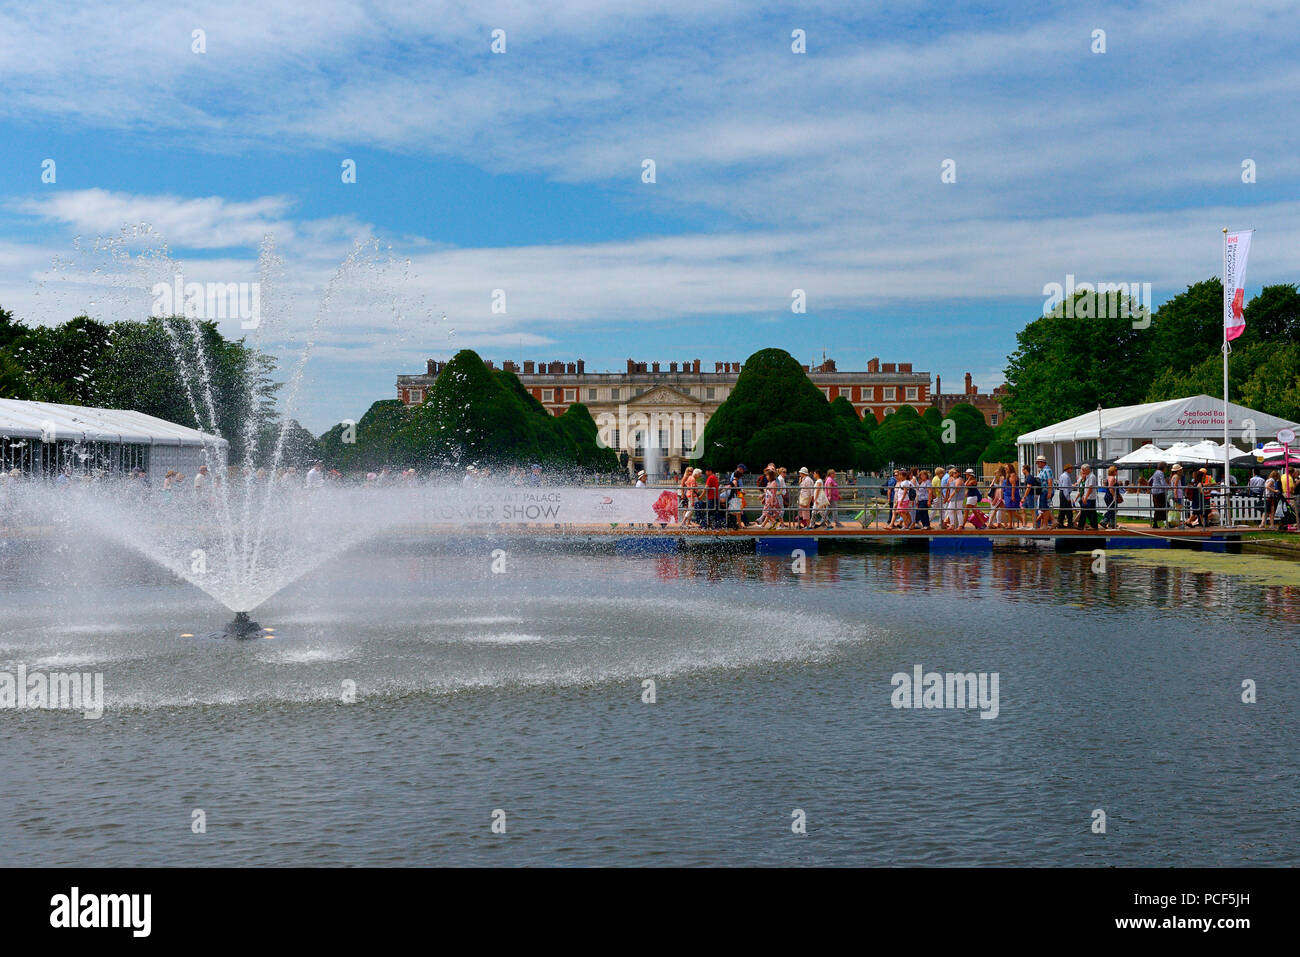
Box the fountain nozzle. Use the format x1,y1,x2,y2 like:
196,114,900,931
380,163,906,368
224,611,263,639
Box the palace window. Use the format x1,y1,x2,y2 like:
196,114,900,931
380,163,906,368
884,406,896,416
588,388,597,401
883,387,896,401
706,387,715,399
542,388,554,402
905,387,918,401
681,429,694,452
860,386,874,401
990,414,999,426
611,388,620,401
564,388,576,402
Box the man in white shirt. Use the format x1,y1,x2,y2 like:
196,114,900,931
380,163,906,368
1077,464,1099,529
939,468,952,529
1056,464,1075,528
1150,466,1168,528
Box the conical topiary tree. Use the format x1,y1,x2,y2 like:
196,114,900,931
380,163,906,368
405,349,541,467
398,351,619,472
699,348,860,471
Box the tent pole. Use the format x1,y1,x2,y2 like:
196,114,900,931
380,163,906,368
1223,227,1231,526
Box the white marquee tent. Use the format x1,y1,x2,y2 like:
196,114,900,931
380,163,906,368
0,398,227,481
1017,395,1300,474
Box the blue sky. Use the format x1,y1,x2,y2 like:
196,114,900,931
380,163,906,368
0,0,1296,432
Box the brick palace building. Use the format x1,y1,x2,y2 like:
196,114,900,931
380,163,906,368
930,372,1009,427
397,356,932,477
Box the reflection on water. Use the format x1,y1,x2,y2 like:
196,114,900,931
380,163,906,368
637,546,1300,628
0,538,1296,867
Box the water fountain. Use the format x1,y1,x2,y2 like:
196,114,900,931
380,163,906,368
14,230,437,635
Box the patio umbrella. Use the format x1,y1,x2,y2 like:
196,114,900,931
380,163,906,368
1247,442,1300,467
1256,451,1300,468
1163,441,1202,464
1183,439,1252,467
1115,443,1178,466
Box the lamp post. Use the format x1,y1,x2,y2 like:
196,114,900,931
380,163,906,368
1097,403,1103,465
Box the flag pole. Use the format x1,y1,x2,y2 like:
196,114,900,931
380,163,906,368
1222,227,1231,525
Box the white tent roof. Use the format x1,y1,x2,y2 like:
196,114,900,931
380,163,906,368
0,398,227,448
1017,395,1300,445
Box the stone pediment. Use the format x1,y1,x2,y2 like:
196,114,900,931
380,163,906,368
625,385,704,406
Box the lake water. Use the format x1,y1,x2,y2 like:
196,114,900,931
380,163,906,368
1,537,1296,866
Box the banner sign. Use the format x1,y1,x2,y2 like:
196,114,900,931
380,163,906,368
1224,229,1253,342
420,487,681,525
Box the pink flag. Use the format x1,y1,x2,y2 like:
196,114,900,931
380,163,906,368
1224,229,1253,342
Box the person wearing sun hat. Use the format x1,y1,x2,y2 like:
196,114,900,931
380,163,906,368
1168,463,1184,526
1056,463,1076,528
1183,465,1205,527
797,466,814,528
1195,467,1213,526
1077,463,1100,529
1035,454,1054,528
1149,461,1168,528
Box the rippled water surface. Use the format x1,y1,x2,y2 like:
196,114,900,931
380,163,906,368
1,537,1296,866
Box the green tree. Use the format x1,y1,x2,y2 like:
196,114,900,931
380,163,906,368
91,316,280,463
830,394,881,470
1149,278,1224,375
1238,342,1300,423
1002,289,1152,434
699,348,858,470
0,348,28,399
1240,284,1300,344
920,405,944,434
872,405,941,465
319,398,413,470
399,350,614,471
979,419,1020,465
405,350,540,467
936,403,994,465
554,402,619,472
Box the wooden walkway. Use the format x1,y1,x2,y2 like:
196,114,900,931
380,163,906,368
405,521,1246,539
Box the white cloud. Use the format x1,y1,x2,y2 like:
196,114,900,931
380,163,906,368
3,1,1298,428
18,189,297,249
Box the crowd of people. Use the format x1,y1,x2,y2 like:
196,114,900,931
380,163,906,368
671,462,844,530
660,455,1298,531
4,452,1297,532
874,456,1298,530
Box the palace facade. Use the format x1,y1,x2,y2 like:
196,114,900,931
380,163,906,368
396,356,932,476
